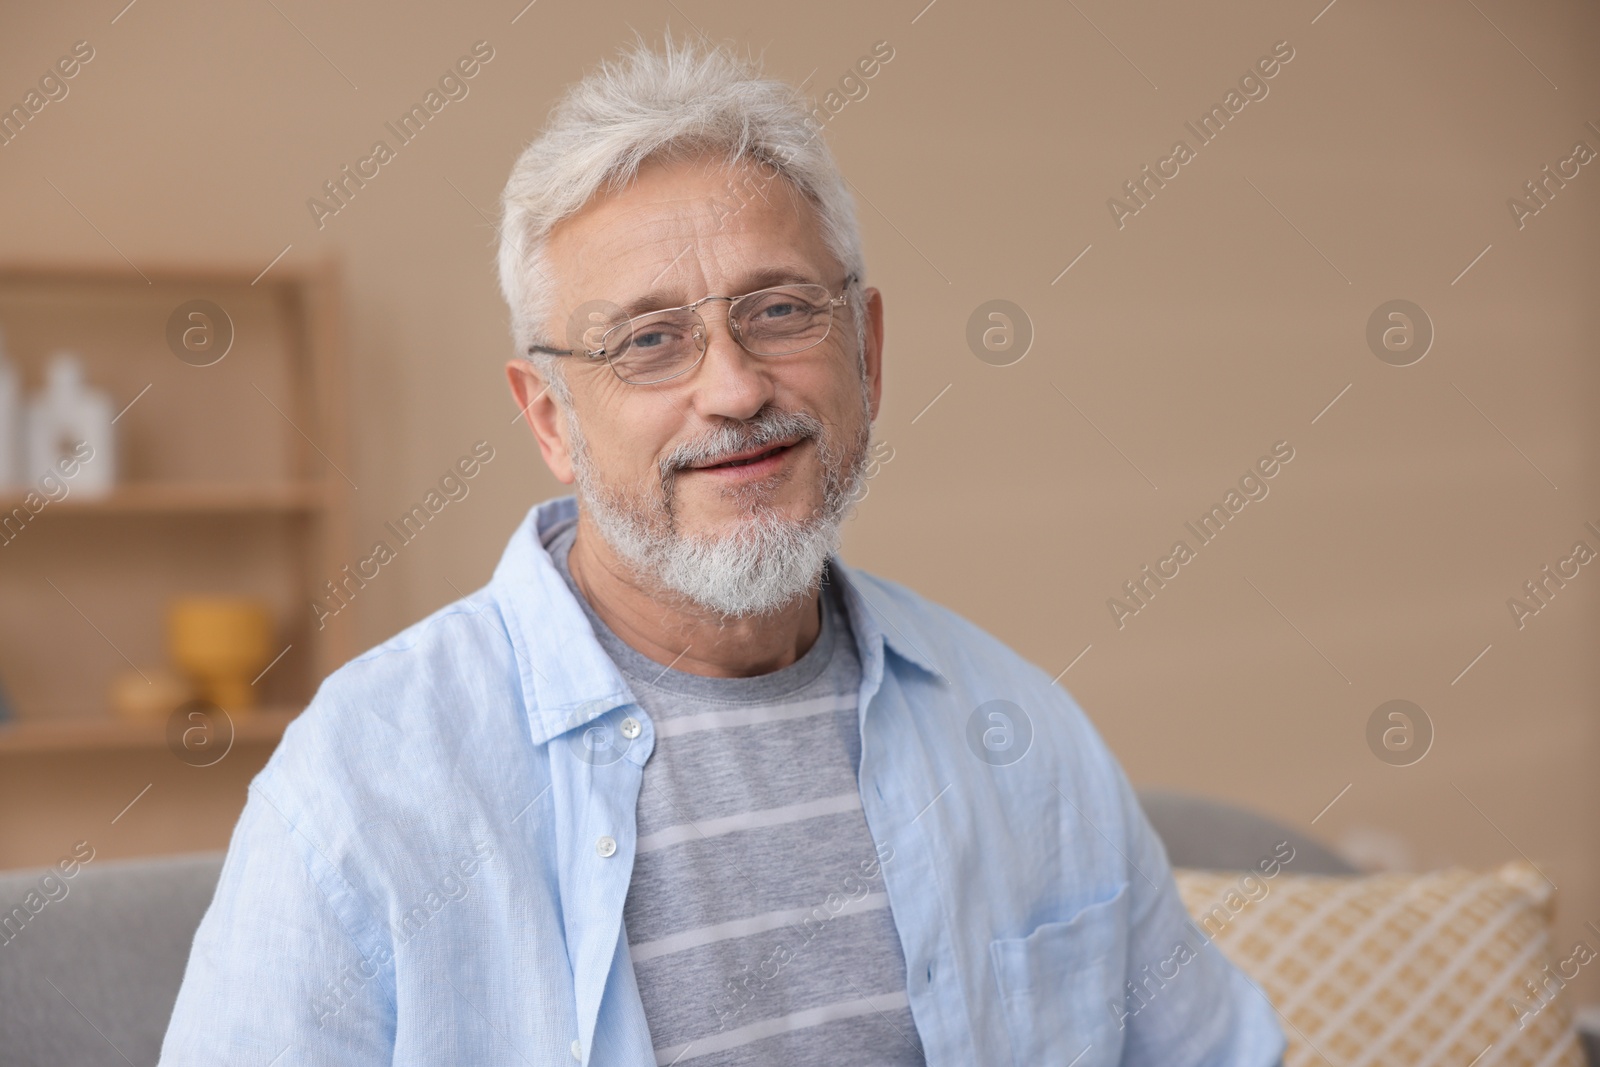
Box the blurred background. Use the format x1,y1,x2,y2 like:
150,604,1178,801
0,0,1595,1012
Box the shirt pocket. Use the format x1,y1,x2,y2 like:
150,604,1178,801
988,881,1130,1067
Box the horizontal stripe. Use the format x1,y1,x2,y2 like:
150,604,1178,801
637,792,862,855
650,693,854,739
654,990,911,1064
630,893,890,963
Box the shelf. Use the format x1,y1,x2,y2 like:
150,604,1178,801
0,707,301,755
0,482,329,515
0,260,352,867
0,260,326,286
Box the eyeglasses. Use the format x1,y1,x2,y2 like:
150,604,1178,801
528,275,857,385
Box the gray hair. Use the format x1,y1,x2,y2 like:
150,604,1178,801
496,31,868,402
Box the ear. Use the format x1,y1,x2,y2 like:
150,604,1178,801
505,358,575,484
861,286,886,421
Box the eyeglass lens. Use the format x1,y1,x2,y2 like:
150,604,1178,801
605,284,836,384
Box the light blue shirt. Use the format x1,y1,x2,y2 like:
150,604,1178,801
160,495,1285,1066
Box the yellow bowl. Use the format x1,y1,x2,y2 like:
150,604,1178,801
167,597,273,711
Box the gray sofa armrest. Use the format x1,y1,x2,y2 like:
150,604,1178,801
1135,787,1358,876
0,851,224,1067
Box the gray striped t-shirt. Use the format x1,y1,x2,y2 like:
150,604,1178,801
547,518,925,1066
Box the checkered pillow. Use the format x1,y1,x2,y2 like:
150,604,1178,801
1174,862,1584,1066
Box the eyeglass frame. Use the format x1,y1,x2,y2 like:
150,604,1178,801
526,273,859,385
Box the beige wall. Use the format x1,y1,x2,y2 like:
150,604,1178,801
3,0,1596,998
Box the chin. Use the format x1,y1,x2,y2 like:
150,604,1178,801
681,483,827,536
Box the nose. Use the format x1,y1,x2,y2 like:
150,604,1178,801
688,300,773,422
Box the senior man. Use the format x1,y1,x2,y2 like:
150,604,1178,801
162,37,1284,1067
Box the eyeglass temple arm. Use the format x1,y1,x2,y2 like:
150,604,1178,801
526,343,607,359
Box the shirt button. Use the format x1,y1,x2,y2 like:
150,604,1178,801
596,835,617,858
571,1038,582,1059
620,716,641,739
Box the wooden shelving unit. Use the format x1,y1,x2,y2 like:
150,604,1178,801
0,260,354,868
0,481,328,515
0,707,301,755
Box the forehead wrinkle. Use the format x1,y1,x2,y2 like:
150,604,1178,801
578,223,815,314
600,223,717,312
545,162,832,331
555,199,704,292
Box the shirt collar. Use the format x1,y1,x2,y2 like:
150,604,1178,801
827,553,945,682
489,495,943,748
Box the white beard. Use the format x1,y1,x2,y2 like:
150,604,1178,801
566,391,872,619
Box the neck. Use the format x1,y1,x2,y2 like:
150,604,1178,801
564,509,823,678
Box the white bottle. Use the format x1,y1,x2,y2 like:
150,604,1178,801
26,352,117,497
0,327,19,491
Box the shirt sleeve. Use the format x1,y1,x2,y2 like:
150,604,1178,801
1110,767,1287,1067
159,780,397,1066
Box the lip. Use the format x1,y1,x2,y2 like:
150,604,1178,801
685,437,806,478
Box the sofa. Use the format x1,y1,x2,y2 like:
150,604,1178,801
1,790,1591,1065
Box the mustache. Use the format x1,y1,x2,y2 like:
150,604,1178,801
659,407,825,476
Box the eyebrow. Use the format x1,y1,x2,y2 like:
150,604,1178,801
617,265,825,318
